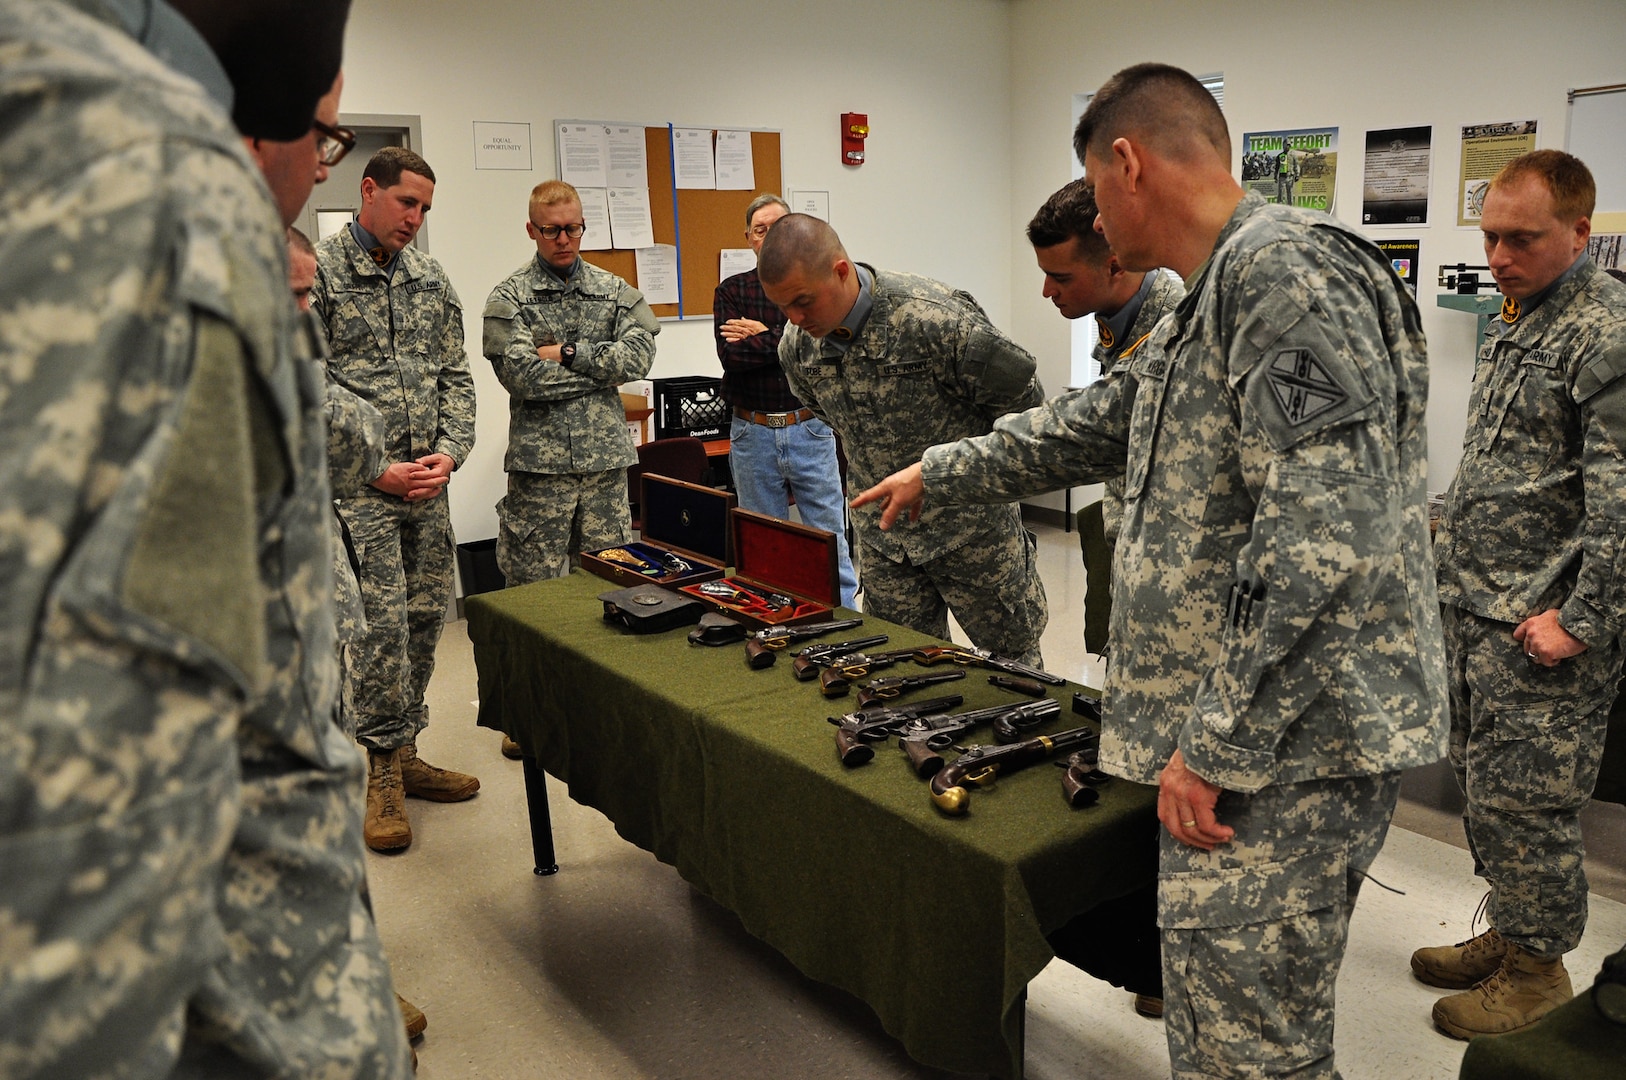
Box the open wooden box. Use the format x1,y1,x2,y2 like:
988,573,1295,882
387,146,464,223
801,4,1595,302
679,507,839,629
580,473,733,589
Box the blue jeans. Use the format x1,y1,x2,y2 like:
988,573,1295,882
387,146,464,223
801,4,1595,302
729,414,858,606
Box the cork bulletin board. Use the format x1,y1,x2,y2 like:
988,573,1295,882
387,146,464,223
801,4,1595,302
562,123,782,320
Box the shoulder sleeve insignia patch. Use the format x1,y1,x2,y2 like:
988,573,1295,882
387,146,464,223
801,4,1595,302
1267,348,1348,425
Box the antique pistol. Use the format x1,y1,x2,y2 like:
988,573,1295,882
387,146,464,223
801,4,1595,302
790,635,891,680
912,645,1067,685
930,725,1099,815
699,579,793,611
1058,745,1112,808
744,617,864,669
897,697,1062,778
854,668,967,709
827,693,967,767
817,648,921,698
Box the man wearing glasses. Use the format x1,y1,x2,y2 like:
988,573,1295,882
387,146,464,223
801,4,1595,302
312,147,480,853
714,195,857,606
482,179,659,588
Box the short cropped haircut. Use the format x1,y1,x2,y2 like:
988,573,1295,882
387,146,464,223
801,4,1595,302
1027,179,1109,259
757,213,846,287
530,179,581,214
1492,149,1596,222
745,193,790,227
1074,62,1230,168
286,225,315,257
363,146,435,189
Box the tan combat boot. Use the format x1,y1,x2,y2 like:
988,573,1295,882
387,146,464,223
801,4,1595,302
397,992,427,1040
365,748,412,852
1411,927,1508,988
399,742,480,802
1432,944,1573,1039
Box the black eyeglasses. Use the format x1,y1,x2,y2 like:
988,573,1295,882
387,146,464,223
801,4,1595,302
532,222,586,240
313,119,356,167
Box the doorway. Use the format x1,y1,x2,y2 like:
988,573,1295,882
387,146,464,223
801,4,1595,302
296,113,431,253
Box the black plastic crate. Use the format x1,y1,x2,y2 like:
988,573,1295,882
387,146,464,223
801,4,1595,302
653,376,729,441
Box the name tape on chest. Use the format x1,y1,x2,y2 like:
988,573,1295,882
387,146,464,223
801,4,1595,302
878,360,931,377
1266,348,1348,426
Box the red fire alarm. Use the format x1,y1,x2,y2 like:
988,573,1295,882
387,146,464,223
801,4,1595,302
841,112,869,167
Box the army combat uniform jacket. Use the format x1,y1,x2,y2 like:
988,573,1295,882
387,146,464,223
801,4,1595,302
482,256,658,475
312,231,476,474
1096,268,1185,544
0,3,408,1075
1435,257,1626,646
780,267,1045,564
923,193,1449,791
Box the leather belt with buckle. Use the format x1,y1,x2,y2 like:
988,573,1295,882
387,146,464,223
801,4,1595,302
735,406,814,429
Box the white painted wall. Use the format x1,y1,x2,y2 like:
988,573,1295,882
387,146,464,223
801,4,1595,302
1007,0,1626,510
337,0,1626,543
338,0,1015,544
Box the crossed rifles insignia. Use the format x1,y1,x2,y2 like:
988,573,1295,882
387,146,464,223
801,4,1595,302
1266,348,1348,426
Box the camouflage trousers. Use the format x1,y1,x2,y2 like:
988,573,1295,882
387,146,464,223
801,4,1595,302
337,491,455,750
1160,772,1402,1079
178,712,410,1078
496,468,631,586
860,522,1048,668
1443,605,1621,957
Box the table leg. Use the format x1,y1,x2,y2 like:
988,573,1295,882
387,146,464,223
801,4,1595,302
520,755,559,876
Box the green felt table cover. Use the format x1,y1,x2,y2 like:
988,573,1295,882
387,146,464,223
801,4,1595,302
468,570,1158,1078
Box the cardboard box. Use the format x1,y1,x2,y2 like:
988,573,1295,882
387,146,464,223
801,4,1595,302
581,474,734,588
679,508,839,629
621,390,654,447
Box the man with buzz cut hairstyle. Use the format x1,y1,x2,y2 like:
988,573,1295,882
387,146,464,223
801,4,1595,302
1418,149,1626,1039
313,145,480,854
855,62,1446,1079
483,178,659,590
1026,176,1183,547
759,214,1050,667
715,193,857,606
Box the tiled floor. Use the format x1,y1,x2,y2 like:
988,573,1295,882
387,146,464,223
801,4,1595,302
370,522,1626,1078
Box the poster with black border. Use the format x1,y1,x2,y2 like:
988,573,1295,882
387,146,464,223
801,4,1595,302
1362,126,1432,226
1375,238,1421,298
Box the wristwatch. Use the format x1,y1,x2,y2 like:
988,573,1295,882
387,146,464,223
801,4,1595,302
559,342,577,368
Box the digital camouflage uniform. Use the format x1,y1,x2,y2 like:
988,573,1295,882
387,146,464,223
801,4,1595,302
922,193,1448,1078
481,255,658,585
780,267,1049,665
1434,256,1626,959
0,2,408,1076
321,340,388,738
1094,267,1184,545
311,228,475,751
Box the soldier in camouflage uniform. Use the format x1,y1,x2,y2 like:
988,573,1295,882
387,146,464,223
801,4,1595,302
312,146,480,852
482,179,659,585
1419,150,1626,1039
759,215,1050,667
0,1,410,1076
1027,176,1184,545
857,64,1447,1079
